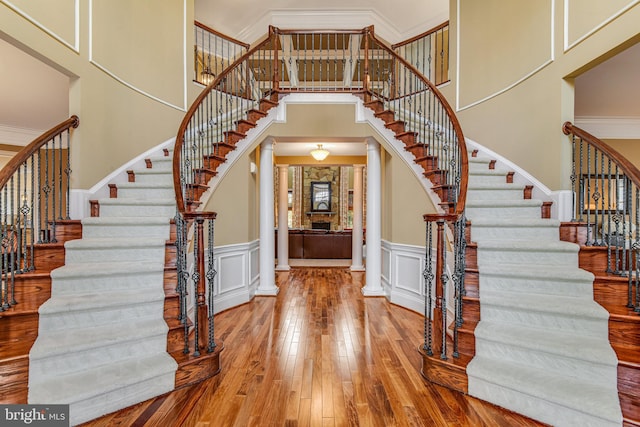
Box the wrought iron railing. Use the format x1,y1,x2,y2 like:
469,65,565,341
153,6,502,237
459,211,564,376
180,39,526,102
194,21,249,86
174,25,467,360
0,115,79,312
392,22,450,86
564,121,640,311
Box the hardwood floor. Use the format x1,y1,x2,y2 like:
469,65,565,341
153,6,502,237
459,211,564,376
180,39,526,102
81,267,546,427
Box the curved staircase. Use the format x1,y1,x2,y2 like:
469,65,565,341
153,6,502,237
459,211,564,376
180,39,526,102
464,153,622,426
27,149,180,425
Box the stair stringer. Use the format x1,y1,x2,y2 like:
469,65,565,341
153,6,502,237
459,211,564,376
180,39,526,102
465,154,623,427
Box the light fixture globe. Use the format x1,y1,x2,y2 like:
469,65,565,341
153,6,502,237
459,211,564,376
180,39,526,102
201,67,216,85
310,144,329,161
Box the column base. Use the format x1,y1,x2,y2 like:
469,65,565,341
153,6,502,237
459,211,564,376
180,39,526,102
361,286,385,297
350,265,365,271
255,286,280,296
275,264,291,271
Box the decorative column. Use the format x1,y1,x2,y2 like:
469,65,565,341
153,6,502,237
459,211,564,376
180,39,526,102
276,164,290,271
362,138,384,295
257,138,279,295
350,164,365,271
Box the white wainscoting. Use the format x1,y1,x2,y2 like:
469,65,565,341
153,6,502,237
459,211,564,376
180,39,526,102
382,240,426,314
208,239,457,323
209,240,259,314
382,240,456,323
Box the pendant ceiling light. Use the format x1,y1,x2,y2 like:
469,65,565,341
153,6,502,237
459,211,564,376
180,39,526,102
310,144,330,161
201,67,216,85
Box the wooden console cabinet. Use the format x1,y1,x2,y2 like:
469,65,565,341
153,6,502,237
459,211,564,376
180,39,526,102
275,229,353,259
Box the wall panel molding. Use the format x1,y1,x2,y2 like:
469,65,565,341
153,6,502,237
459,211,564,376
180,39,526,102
209,240,259,314
564,0,639,52
1,0,79,52
88,0,188,112
456,0,555,111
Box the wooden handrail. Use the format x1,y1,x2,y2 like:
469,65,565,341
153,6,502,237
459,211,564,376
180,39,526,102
195,21,249,49
0,115,79,191
392,21,449,49
370,33,468,218
563,121,640,188
174,34,276,213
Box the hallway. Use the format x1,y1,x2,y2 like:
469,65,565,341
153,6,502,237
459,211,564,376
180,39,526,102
81,268,545,426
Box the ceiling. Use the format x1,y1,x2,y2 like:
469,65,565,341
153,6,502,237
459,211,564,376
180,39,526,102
194,0,448,43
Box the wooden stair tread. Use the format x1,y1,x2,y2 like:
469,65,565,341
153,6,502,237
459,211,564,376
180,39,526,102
599,302,640,320
615,346,640,366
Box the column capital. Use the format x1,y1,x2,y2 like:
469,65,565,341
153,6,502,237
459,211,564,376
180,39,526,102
262,137,275,149
365,137,379,148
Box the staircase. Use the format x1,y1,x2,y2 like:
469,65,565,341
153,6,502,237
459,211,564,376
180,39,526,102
463,153,622,426
27,149,180,425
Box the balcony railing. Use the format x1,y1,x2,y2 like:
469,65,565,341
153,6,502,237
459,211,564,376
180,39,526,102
392,22,450,86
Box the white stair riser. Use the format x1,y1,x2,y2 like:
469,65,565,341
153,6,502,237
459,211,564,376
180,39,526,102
38,300,164,332
468,377,620,427
480,305,609,339
131,172,172,184
64,245,166,264
477,247,578,266
469,161,491,173
480,274,593,297
51,271,164,296
82,223,170,239
30,333,168,379
474,339,617,385
71,372,175,426
466,205,541,220
29,370,176,426
468,188,524,201
147,159,173,172
469,173,509,185
117,187,175,200
99,204,175,218
471,225,558,241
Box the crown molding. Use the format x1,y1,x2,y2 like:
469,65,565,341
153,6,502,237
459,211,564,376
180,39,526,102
0,124,42,146
236,9,422,45
574,116,640,139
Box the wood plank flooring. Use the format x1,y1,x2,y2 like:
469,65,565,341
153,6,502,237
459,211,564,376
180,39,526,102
81,267,546,427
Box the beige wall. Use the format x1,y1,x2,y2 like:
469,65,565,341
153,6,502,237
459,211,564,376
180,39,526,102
382,149,433,246
0,0,197,189
605,139,640,166
449,0,640,190
206,149,255,246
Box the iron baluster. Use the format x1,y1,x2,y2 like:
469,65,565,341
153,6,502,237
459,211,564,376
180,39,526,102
423,219,434,355
439,219,448,361
207,217,217,352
